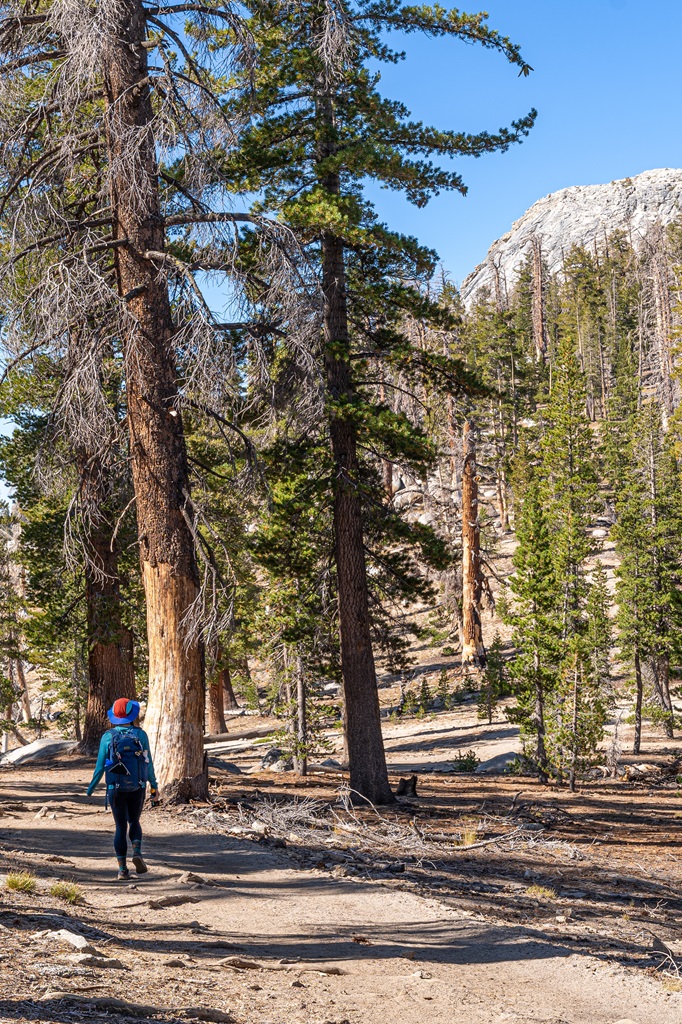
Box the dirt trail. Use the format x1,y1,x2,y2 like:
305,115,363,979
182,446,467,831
0,759,680,1024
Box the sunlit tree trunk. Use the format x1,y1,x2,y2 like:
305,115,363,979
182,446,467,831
461,420,486,667
104,0,206,801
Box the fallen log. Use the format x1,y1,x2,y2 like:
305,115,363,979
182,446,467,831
40,992,234,1022
204,724,276,745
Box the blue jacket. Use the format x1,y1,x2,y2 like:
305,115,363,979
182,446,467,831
87,726,158,796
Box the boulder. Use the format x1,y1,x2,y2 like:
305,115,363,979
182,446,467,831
474,751,519,774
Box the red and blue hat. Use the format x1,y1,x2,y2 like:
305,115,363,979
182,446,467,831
107,698,141,725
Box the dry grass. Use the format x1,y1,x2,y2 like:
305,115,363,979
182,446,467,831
525,884,556,899
5,871,36,894
49,880,83,904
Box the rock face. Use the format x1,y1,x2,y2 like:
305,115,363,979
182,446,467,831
462,168,682,306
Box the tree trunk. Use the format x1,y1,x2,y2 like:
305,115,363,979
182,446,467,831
531,237,548,364
15,659,31,725
294,655,307,776
207,674,228,735
321,225,394,805
79,459,136,756
568,661,580,793
104,0,207,802
460,421,486,667
652,247,674,425
222,664,239,712
652,653,675,740
534,649,548,784
633,648,643,755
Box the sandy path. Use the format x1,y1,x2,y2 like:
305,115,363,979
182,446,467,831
0,761,679,1024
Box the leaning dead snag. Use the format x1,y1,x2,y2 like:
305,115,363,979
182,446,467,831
460,420,486,667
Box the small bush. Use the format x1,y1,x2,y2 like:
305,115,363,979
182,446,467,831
457,828,479,846
440,645,456,657
5,871,36,893
451,749,480,773
49,881,83,904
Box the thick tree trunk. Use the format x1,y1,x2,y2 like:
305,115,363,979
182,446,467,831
322,226,394,805
78,459,136,756
460,421,486,667
633,648,643,755
104,0,207,801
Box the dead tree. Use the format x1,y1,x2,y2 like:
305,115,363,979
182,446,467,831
460,420,486,667
531,237,548,364
0,0,265,800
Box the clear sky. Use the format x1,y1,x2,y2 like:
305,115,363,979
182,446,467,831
367,0,682,285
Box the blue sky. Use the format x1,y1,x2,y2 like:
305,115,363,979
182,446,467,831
366,0,682,285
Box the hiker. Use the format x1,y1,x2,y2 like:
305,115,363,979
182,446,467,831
86,698,159,881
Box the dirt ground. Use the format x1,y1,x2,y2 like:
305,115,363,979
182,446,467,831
1,702,681,1024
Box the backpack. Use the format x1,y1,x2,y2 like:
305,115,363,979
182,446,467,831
104,728,149,794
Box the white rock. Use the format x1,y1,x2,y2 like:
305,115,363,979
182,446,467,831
67,953,125,969
462,168,682,307
46,929,98,954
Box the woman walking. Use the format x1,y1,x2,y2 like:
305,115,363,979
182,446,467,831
87,698,159,880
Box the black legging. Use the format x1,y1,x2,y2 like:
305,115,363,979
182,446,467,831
110,789,146,857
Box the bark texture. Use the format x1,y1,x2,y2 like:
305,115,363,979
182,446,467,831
207,674,228,735
322,224,393,805
460,421,486,667
104,1,207,801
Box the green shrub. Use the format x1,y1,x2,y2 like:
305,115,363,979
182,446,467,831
451,749,480,773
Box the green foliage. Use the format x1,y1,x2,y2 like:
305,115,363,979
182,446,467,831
436,668,451,708
477,633,507,723
451,749,480,773
418,677,432,712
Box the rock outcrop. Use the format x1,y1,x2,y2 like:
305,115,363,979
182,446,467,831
461,167,682,306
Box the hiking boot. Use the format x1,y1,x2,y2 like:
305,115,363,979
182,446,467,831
117,867,131,881
132,854,148,874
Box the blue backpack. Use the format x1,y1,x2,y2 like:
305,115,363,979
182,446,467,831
104,728,149,794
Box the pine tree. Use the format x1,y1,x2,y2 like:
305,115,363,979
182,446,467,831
614,404,682,748
477,633,506,724
504,479,560,781
222,0,534,802
540,337,598,640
